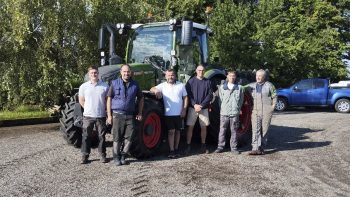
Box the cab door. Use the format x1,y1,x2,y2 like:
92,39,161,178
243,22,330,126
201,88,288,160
308,79,327,105
290,79,313,105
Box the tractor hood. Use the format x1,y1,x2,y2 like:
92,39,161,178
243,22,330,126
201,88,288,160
83,64,123,83
83,63,160,90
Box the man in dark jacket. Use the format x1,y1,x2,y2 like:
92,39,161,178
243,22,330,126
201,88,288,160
107,64,144,166
185,64,213,154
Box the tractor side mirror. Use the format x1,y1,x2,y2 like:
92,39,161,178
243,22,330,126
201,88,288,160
181,21,193,45
98,27,105,50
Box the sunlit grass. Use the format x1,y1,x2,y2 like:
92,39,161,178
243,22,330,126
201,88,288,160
0,105,51,121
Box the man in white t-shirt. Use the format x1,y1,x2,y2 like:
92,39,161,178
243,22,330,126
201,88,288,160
150,69,188,158
78,66,109,164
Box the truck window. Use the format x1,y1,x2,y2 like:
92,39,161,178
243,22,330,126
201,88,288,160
314,80,325,89
296,80,312,90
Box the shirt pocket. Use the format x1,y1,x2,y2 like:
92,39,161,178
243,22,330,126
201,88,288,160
114,87,121,98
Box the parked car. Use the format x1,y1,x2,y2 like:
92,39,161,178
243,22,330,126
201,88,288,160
275,78,350,113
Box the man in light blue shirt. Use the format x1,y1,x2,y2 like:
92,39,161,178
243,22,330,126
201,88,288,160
79,66,109,164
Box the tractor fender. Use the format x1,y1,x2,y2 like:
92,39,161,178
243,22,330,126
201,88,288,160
204,68,226,80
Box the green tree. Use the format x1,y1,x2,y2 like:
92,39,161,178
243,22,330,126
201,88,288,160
210,1,259,69
255,0,348,86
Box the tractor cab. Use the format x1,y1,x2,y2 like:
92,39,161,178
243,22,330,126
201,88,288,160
98,19,220,87
127,20,211,83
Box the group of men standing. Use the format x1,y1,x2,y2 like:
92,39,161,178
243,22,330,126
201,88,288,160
77,63,276,165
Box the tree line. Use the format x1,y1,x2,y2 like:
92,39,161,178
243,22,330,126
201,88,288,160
0,0,349,109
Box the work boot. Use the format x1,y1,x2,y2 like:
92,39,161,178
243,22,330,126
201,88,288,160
114,156,122,166
81,155,89,164
184,144,191,155
120,153,127,165
248,150,262,155
201,144,209,154
231,149,240,155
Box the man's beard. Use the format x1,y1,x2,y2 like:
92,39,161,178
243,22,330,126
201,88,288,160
167,79,175,84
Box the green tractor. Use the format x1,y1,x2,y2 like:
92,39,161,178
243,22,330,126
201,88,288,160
59,19,253,158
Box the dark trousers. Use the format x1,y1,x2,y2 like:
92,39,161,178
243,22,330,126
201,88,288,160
217,115,239,151
112,114,135,157
81,117,106,156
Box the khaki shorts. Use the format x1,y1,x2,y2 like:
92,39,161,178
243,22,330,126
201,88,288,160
186,107,210,126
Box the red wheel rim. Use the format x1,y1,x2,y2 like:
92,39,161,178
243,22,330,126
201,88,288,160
238,93,252,136
143,112,161,149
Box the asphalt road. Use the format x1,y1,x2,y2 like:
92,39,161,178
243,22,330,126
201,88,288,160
0,109,349,196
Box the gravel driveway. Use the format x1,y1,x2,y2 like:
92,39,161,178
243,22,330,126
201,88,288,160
0,110,349,196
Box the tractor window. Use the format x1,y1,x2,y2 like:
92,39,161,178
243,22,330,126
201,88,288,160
129,26,172,67
176,29,208,72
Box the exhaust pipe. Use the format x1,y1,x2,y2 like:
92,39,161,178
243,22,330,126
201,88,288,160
98,24,122,65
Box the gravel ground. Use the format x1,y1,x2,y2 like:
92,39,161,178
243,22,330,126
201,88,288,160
0,109,349,197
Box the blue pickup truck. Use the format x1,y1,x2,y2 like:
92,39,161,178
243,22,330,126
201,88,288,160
275,78,350,113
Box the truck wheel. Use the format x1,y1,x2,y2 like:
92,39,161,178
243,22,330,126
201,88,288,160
59,97,98,148
130,98,163,159
275,98,287,112
335,99,350,113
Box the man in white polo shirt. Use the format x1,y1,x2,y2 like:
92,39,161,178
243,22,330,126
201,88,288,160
78,66,109,164
150,69,188,158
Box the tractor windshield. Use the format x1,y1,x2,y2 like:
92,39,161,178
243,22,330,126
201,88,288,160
129,25,172,67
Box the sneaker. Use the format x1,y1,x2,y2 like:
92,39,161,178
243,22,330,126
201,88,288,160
168,150,176,158
113,157,122,166
231,149,240,155
259,147,265,155
120,154,127,165
184,144,191,155
81,155,88,164
248,150,262,155
100,154,107,163
174,149,180,157
201,144,209,154
214,148,224,153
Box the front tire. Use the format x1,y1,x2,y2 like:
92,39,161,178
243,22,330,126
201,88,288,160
275,98,287,112
335,99,350,113
130,98,164,159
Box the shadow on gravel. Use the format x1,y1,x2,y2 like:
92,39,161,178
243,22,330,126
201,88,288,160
266,125,331,153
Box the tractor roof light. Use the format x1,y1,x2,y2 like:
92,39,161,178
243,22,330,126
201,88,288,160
116,23,125,29
169,18,177,25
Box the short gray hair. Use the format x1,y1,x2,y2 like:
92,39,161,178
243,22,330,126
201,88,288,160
256,69,266,77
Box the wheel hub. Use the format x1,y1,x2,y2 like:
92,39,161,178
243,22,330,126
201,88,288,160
338,101,349,112
143,112,161,149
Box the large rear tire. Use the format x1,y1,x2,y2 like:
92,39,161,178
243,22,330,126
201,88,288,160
59,98,83,147
130,98,164,159
59,97,99,148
